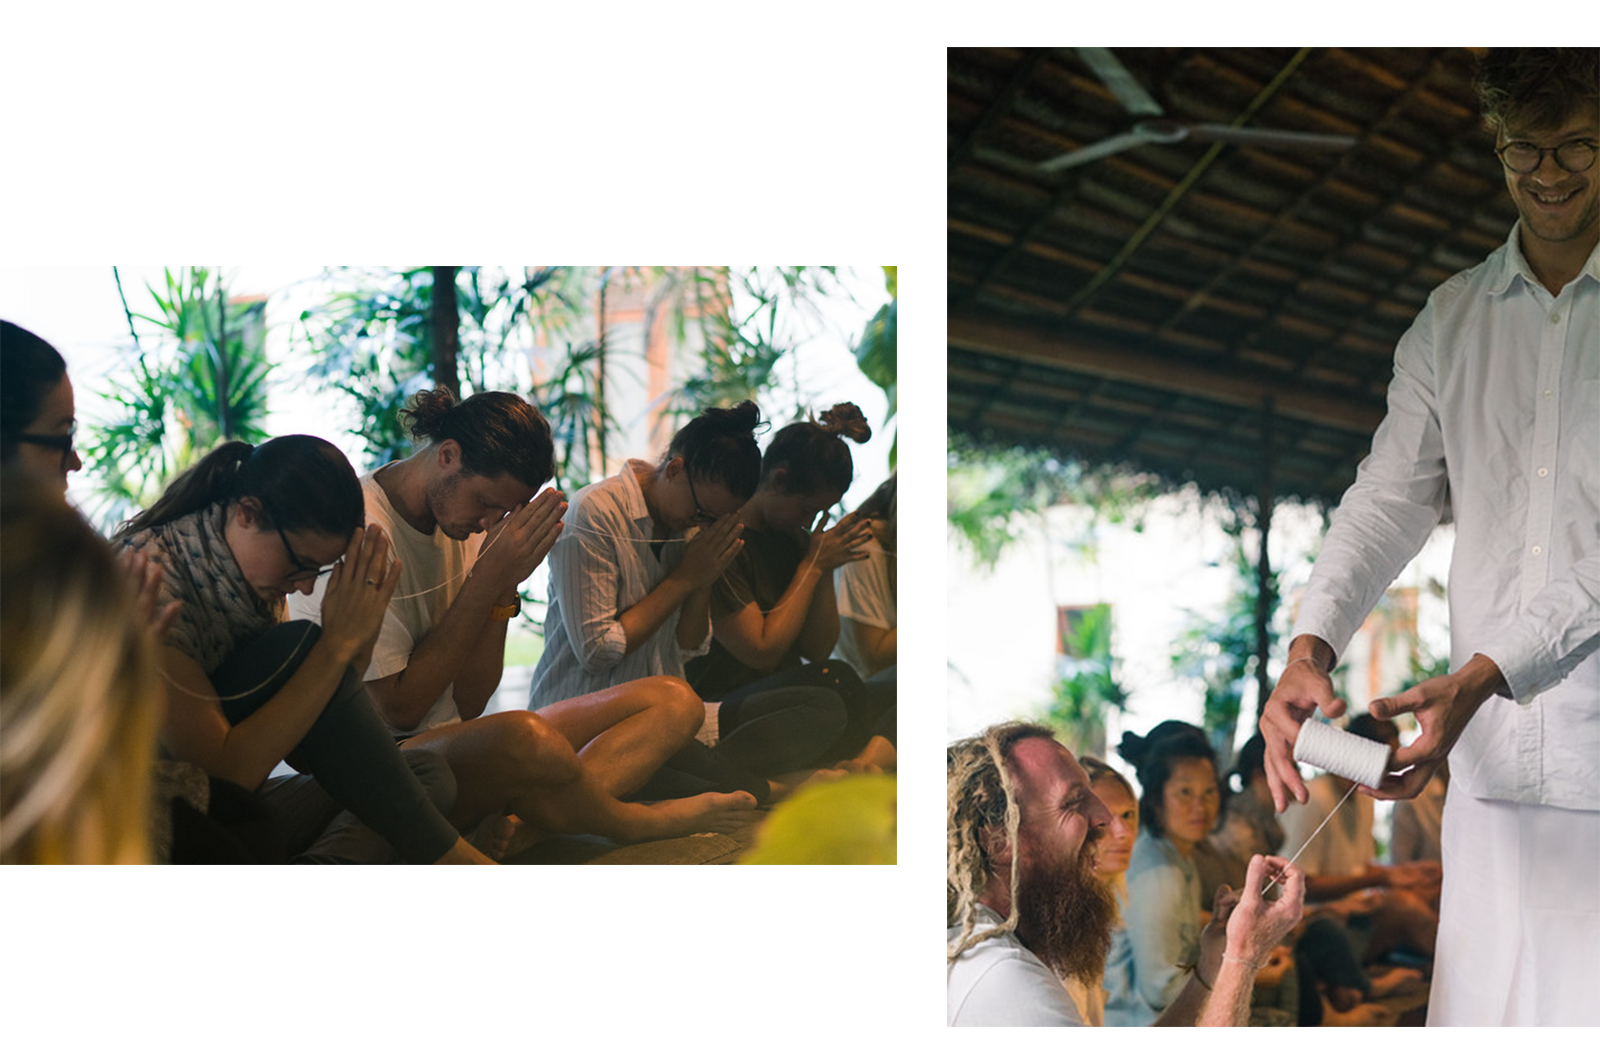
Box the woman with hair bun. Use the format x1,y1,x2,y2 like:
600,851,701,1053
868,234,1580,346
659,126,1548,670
118,435,494,863
685,402,896,775
1105,723,1231,1025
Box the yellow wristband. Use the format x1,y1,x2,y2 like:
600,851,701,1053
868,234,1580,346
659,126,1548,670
490,600,521,622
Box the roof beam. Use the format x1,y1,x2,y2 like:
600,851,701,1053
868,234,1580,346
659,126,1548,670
948,312,1384,436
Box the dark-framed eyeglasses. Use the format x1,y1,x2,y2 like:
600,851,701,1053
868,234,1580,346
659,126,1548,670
684,469,719,525
265,502,338,581
1495,137,1598,175
10,420,77,472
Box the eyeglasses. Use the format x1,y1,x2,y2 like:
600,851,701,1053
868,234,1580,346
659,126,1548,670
265,502,337,581
1495,137,1598,175
10,420,77,473
684,469,719,525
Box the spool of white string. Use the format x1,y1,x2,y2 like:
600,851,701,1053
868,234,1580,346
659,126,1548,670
1294,718,1391,790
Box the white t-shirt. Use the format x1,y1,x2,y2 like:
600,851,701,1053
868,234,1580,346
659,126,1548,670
288,466,479,735
947,905,1085,1027
834,533,895,680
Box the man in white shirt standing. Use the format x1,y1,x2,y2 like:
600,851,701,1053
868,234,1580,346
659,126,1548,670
947,722,1305,1026
1260,48,1599,1025
291,388,756,858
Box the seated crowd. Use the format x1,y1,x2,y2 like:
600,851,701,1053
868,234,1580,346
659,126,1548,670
947,715,1441,1027
0,319,897,864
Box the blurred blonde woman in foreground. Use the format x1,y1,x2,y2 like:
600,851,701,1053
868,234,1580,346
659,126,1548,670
1,475,164,863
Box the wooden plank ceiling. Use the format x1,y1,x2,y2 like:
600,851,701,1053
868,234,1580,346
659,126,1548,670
948,46,1516,506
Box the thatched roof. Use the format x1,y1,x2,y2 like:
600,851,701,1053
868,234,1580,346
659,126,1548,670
948,47,1515,506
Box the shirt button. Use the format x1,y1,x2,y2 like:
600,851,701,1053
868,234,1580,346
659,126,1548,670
1551,312,1561,324
1543,389,1554,399
1538,467,1549,477
1532,545,1544,556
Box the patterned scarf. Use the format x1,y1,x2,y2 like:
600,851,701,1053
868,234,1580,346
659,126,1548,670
119,502,286,675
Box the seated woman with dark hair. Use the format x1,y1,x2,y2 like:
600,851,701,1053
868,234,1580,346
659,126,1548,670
117,435,494,863
528,401,844,806
1106,722,1249,1025
685,402,896,776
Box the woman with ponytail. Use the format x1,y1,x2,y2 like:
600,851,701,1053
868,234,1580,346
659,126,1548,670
685,402,896,774
117,435,493,863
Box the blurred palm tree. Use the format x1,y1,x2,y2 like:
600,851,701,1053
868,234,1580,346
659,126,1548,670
81,267,273,532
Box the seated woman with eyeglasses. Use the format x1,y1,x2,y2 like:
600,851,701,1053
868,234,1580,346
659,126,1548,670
526,401,848,806
1,320,84,488
116,435,495,863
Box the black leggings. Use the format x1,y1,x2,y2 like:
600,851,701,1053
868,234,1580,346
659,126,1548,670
627,684,847,805
631,660,896,805
210,621,461,864
728,660,896,763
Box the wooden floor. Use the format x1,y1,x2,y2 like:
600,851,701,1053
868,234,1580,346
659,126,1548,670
506,814,765,865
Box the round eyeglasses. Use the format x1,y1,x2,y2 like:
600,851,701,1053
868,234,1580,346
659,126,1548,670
265,502,338,581
9,420,77,473
1495,138,1598,175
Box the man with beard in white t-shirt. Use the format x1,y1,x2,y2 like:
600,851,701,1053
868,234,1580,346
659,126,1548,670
947,722,1304,1026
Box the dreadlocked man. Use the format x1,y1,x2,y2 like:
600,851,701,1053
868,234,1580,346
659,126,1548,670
947,722,1305,1026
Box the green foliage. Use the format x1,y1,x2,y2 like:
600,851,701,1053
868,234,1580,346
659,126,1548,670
82,268,273,532
1169,521,1283,747
292,266,604,473
1044,603,1127,757
947,435,1161,571
852,266,896,467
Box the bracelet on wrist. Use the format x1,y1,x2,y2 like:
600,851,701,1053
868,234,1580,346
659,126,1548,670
490,599,521,622
1222,952,1261,971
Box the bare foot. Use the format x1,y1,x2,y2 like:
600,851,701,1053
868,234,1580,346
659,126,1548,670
835,735,896,774
467,814,519,861
768,768,848,802
1321,1000,1397,1026
1367,967,1425,999
620,790,759,842
434,836,498,865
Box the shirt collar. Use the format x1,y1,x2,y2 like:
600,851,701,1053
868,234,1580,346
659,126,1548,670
620,459,655,526
1489,220,1600,295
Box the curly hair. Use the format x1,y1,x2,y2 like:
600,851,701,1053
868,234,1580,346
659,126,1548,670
947,721,1054,963
1474,48,1599,135
400,387,554,490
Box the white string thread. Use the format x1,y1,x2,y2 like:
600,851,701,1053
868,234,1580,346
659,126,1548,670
1263,779,1360,895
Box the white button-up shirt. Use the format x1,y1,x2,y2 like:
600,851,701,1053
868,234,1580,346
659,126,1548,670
1293,223,1599,811
526,460,711,708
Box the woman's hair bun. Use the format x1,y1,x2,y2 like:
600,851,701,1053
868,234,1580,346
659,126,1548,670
817,401,871,444
700,399,761,435
1116,730,1148,768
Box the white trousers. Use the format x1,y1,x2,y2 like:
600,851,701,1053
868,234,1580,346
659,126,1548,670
1430,783,1600,1025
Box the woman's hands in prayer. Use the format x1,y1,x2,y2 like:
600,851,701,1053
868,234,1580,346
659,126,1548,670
805,511,872,572
676,513,745,589
320,524,402,673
